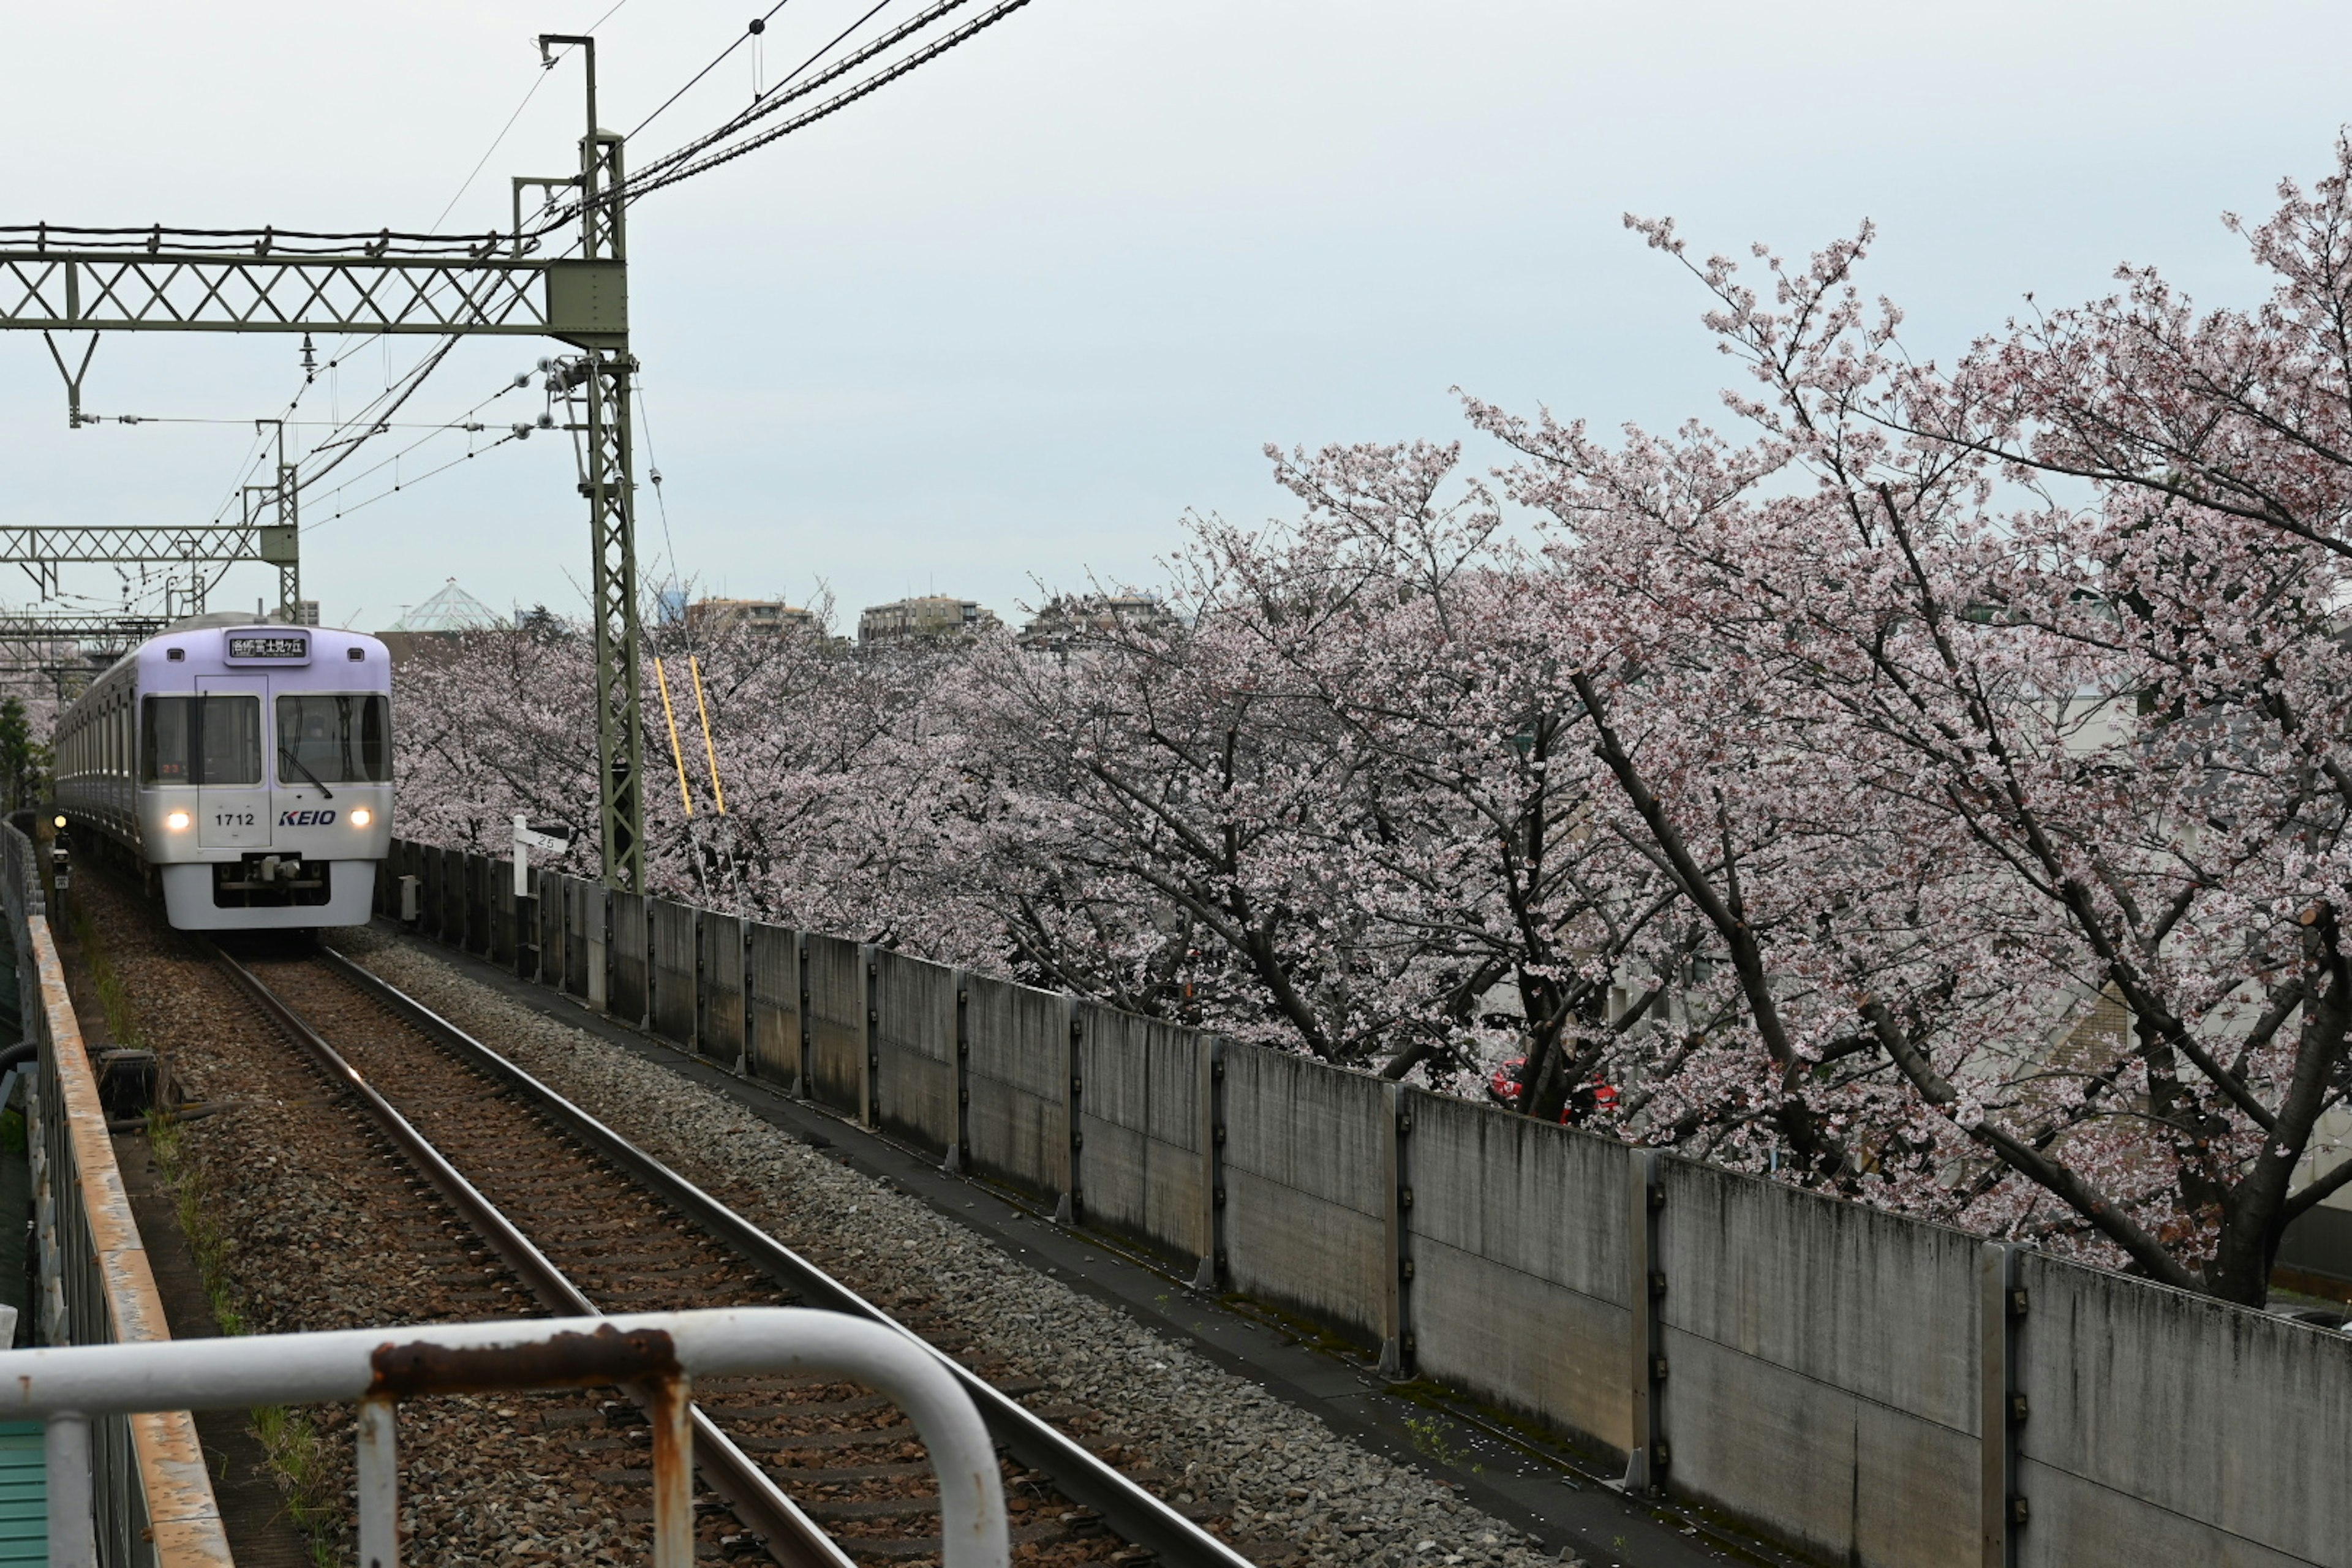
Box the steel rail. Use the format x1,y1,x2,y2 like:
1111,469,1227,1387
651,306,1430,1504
311,944,1257,1568
204,943,853,1568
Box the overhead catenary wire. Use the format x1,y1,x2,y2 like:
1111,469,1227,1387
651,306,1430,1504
302,375,536,513
307,429,527,529
620,0,911,190
628,0,801,141
615,0,1034,203
58,0,1033,633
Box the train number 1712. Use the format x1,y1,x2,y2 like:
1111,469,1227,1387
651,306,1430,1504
213,812,255,827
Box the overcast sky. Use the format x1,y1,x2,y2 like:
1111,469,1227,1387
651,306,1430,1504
4,1,2350,631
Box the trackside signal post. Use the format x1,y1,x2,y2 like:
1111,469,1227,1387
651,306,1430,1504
0,34,647,891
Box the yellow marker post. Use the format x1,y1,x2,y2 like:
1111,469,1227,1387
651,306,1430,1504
689,655,728,814
654,657,695,818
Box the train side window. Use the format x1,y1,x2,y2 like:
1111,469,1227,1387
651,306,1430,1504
275,695,391,784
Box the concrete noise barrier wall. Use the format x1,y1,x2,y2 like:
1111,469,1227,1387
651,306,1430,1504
802,933,869,1121
649,898,697,1049
536,870,568,994
744,921,801,1092
699,911,745,1068
2011,1251,2350,1566
1406,1094,1632,1453
387,840,2352,1568
1654,1158,1980,1566
1073,1003,1207,1265
1218,1044,1389,1344
959,972,1067,1201
608,891,649,1028
872,950,957,1158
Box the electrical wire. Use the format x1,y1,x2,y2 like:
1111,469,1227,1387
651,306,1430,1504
431,1,632,230
308,431,527,528
602,0,928,202
295,339,462,489
620,1,1033,202
531,0,939,228
69,415,524,432
304,377,532,514
628,0,800,140
276,1,608,489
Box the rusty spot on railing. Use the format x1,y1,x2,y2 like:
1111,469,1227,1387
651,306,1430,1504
369,1322,680,1398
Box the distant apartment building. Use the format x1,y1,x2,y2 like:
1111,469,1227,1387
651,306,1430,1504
858,595,997,647
1016,592,1178,655
685,597,814,638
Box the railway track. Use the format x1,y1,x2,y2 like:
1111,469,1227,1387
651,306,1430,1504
211,938,1253,1568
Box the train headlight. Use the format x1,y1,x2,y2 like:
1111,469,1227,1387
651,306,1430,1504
51,815,64,829
165,810,191,831
350,807,372,827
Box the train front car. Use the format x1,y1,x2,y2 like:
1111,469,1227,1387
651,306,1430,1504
135,620,393,930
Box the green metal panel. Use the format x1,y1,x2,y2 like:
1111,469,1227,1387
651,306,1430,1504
545,258,628,346
0,1420,45,1563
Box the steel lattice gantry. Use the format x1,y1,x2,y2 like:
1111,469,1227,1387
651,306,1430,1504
0,36,647,889
0,522,299,610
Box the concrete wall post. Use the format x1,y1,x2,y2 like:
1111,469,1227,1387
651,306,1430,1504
741,920,755,1077
1622,1147,1667,1494
860,945,880,1129
1378,1082,1414,1378
795,937,813,1101
587,887,609,1012
1191,1035,1226,1292
688,908,702,1055
1053,995,1080,1226
1980,1241,2027,1567
945,970,971,1174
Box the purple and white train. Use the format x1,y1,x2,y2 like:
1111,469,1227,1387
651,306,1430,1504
52,613,393,930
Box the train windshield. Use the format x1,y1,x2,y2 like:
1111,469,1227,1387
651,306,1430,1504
275,695,390,785
141,695,263,786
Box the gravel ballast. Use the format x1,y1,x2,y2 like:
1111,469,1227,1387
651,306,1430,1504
343,927,1586,1568
72,876,669,1566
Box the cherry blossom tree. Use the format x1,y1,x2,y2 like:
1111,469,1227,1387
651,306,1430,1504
1463,187,2352,1301
388,138,2352,1303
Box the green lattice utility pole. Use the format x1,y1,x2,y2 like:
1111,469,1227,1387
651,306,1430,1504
544,32,644,895
0,33,644,889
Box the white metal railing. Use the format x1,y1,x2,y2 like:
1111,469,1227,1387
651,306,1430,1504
0,1307,1011,1568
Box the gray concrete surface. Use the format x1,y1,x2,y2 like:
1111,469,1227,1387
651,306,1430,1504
802,930,866,1117
1221,1044,1388,1341
1074,1001,1204,1259
873,947,957,1156
1409,1095,1635,1452
454,845,2352,1568
649,896,696,1045
2017,1251,2351,1567
1654,1159,1980,1567
745,919,799,1088
608,888,648,1025
962,971,1066,1196
699,910,745,1063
